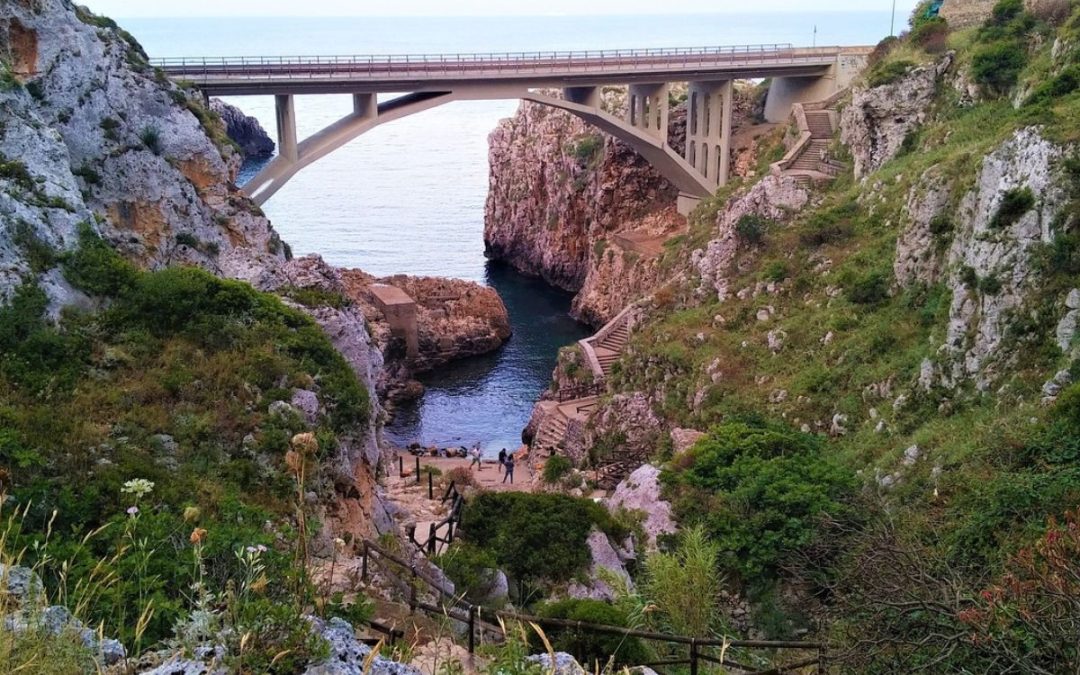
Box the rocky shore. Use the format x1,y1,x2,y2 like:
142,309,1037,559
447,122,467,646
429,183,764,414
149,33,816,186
210,98,275,159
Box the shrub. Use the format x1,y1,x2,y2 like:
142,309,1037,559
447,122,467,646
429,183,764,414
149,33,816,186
735,214,768,246
990,187,1036,229
99,117,121,142
978,274,1003,295
671,420,856,578
533,599,650,668
798,201,858,247
542,455,573,484
459,492,627,592
13,221,59,274
1025,64,1080,106
431,543,500,606
911,17,950,54
571,134,604,164
929,213,954,238
0,155,37,192
281,286,352,310
867,36,899,67
972,40,1028,94
846,271,891,305
139,125,162,154
763,260,788,283
62,223,139,297
639,526,723,638
868,60,915,88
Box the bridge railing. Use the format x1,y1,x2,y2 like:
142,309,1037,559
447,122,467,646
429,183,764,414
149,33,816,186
148,43,852,80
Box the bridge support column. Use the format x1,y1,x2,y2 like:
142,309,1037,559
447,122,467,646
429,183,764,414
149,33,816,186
274,94,299,163
353,93,377,121
686,80,733,188
564,86,600,109
627,83,668,144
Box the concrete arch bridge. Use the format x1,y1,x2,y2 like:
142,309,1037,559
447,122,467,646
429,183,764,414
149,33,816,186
157,44,870,211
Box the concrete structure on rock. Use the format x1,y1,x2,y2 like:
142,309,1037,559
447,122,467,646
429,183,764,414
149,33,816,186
159,44,870,214
370,284,419,361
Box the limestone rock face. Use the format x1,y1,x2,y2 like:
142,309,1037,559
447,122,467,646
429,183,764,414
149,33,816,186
304,617,422,675
841,55,954,178
693,175,809,302
0,0,285,310
894,167,954,287
606,464,677,551
484,98,682,324
937,128,1068,389
210,98,275,158
566,527,633,601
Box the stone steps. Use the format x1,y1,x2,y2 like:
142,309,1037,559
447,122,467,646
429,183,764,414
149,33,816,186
804,111,833,138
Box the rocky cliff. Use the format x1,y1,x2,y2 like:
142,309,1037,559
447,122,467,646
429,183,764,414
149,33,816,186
0,0,394,542
211,98,275,159
484,84,770,326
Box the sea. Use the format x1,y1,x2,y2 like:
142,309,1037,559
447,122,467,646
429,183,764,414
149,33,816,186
119,11,902,454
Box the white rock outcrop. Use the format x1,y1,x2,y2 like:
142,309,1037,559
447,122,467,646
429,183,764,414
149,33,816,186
606,464,677,551
841,55,954,178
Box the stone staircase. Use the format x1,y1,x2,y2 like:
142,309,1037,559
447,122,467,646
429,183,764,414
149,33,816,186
771,92,848,186
592,319,630,378
534,396,600,455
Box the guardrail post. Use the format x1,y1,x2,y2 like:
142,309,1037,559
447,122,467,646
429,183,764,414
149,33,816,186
690,638,699,675
468,605,477,654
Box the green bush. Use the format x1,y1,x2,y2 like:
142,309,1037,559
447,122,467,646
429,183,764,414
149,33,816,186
542,455,574,484
459,492,627,591
0,154,37,193
911,17,950,53
972,40,1028,94
433,543,502,606
140,125,162,154
846,271,891,305
533,599,650,669
571,134,604,164
990,187,1036,228
13,221,59,274
63,223,139,296
735,214,769,246
763,260,788,283
671,421,856,578
868,60,915,88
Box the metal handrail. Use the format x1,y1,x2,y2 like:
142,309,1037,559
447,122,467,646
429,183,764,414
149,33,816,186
152,43,800,67
149,43,852,81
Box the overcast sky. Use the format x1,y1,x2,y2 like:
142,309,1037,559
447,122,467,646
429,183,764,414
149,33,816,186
85,0,919,18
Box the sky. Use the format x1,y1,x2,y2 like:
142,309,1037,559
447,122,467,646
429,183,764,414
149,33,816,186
85,0,920,18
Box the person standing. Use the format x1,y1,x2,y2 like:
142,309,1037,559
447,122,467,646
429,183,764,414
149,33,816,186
497,448,507,475
502,453,515,485
469,443,483,471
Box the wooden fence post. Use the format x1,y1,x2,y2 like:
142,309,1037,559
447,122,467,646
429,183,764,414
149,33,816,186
818,644,828,674
428,471,434,500
398,455,403,478
468,605,476,654
428,523,437,555
409,566,418,614
415,456,421,483
690,638,698,675
361,541,369,582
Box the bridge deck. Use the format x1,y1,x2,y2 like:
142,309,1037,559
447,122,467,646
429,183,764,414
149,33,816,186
156,44,852,95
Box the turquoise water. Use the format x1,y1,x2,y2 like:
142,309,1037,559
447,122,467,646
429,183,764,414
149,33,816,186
121,13,898,452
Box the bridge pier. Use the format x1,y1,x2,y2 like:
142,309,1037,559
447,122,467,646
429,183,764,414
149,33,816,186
353,93,377,121
627,83,669,144
686,80,733,188
274,94,299,163
564,86,601,109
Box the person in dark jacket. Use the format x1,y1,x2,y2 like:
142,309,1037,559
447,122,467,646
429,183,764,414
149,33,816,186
497,448,508,474
502,453,515,484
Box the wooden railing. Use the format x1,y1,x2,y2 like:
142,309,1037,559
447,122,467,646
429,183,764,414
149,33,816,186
359,539,831,673
405,480,465,556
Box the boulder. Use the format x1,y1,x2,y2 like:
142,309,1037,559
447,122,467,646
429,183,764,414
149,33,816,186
605,465,676,551
304,617,422,675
